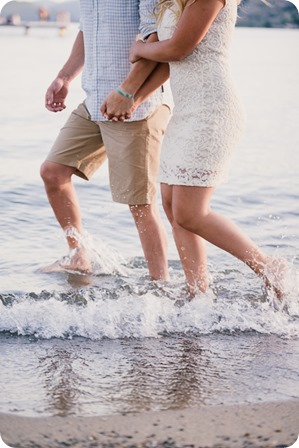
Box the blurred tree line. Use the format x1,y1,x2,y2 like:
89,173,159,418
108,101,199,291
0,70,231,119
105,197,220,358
237,0,299,28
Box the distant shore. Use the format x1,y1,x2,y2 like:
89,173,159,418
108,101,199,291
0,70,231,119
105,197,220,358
1,0,299,30
1,400,298,448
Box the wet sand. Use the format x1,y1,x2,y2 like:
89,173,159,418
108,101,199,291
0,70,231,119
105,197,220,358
0,400,298,448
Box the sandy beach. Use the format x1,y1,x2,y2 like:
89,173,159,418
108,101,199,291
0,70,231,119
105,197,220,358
1,400,298,448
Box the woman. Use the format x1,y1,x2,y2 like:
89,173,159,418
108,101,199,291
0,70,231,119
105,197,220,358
130,0,285,298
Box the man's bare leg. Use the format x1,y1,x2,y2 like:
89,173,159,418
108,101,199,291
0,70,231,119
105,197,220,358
41,162,169,279
129,203,169,281
40,160,92,272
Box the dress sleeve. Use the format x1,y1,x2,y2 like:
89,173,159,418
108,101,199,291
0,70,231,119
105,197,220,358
139,0,157,39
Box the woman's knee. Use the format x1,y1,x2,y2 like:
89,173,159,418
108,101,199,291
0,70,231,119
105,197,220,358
171,186,213,234
173,212,195,233
173,206,209,234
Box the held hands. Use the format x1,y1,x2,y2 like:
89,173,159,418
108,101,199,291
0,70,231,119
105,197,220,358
45,77,69,112
100,40,146,121
100,90,134,122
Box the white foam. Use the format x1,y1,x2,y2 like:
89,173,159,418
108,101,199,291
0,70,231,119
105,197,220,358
1,280,298,340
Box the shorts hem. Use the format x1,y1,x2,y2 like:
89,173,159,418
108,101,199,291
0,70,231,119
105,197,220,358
111,193,156,206
45,156,90,181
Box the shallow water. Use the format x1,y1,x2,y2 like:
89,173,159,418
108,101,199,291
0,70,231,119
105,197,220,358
1,333,299,418
0,26,298,418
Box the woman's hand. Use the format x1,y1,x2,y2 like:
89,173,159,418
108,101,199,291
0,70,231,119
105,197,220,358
129,40,145,63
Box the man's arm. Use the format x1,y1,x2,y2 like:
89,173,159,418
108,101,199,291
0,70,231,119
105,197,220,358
45,31,84,113
100,33,160,121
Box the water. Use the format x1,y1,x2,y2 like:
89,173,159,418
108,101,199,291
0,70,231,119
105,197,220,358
0,25,298,418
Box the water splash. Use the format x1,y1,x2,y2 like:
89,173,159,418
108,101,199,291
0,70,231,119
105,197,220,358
2,228,299,340
41,227,129,277
263,257,299,315
0,268,298,340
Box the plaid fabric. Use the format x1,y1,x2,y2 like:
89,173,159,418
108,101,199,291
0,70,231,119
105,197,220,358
80,0,171,121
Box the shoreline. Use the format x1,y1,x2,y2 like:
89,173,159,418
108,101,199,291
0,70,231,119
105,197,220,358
1,400,299,448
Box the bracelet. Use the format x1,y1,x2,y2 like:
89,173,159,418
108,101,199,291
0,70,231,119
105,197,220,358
116,87,134,99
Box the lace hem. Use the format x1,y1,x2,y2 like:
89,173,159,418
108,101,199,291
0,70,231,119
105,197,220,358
159,165,229,187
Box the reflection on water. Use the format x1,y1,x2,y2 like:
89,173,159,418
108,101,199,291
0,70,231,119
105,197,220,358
39,348,82,416
1,333,299,417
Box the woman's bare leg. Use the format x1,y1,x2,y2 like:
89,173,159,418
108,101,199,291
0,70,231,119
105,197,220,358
161,183,209,293
171,185,283,296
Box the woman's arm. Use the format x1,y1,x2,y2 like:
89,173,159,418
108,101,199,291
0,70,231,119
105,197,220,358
130,0,225,63
133,63,170,110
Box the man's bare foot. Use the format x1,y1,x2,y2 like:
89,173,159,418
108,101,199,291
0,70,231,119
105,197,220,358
39,259,67,273
40,246,92,275
61,246,92,273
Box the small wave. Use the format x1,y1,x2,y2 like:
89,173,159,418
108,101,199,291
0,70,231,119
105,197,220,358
0,271,298,339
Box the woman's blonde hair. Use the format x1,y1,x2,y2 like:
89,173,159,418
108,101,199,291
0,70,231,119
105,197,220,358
154,0,196,23
154,0,242,23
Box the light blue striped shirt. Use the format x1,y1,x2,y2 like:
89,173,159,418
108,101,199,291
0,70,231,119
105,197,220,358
80,0,172,122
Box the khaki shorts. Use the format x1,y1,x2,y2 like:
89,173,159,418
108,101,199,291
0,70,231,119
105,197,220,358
46,103,170,205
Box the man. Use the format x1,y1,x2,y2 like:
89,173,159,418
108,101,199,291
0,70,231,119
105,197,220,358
40,0,172,280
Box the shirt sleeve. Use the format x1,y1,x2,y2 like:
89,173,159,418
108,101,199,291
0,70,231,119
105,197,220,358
139,0,157,40
79,2,83,31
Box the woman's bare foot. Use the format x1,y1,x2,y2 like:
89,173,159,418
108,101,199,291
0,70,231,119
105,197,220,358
183,263,210,298
262,257,290,302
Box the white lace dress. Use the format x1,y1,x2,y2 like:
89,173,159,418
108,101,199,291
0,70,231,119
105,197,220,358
158,0,246,187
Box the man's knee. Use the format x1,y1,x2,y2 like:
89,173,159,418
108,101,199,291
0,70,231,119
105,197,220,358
40,161,74,187
129,203,149,217
129,203,159,225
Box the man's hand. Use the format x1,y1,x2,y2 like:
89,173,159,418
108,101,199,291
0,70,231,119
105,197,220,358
45,77,69,112
100,90,134,122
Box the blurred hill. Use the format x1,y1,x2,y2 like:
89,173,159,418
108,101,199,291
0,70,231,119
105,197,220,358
237,0,299,27
1,0,299,27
